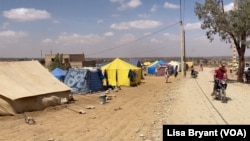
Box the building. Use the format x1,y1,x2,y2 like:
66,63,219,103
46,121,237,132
45,54,85,68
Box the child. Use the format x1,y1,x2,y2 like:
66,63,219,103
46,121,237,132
165,67,169,83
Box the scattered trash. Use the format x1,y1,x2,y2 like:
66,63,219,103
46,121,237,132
106,96,112,100
114,107,122,111
105,90,110,94
86,106,95,109
22,113,36,125
79,109,86,114
99,94,107,104
47,138,54,141
25,116,36,125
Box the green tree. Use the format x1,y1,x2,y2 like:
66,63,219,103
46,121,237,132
48,53,66,71
194,0,250,82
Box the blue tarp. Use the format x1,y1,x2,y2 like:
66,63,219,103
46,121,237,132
88,68,105,92
64,68,104,94
64,68,90,94
51,68,67,81
147,60,167,75
128,59,142,68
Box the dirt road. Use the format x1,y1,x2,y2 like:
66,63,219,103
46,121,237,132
1,67,250,141
165,67,250,125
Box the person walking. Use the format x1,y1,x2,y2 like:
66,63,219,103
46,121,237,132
199,63,203,71
174,65,178,78
165,67,170,83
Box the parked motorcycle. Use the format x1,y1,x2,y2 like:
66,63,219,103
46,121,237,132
191,69,198,78
214,78,227,103
245,69,250,83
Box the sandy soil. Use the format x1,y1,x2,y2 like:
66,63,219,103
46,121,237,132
1,67,250,141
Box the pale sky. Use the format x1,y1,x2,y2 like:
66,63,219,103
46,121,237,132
1,0,248,58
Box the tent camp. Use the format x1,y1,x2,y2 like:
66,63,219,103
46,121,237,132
168,61,181,72
0,61,71,116
143,61,151,66
185,61,194,70
64,68,104,94
84,67,105,92
127,59,142,68
147,60,167,75
51,67,68,81
127,59,144,79
101,58,142,87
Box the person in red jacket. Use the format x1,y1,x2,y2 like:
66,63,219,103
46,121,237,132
211,63,227,96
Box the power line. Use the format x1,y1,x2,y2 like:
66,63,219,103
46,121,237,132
86,22,180,57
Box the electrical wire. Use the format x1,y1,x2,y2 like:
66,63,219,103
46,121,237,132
85,22,180,57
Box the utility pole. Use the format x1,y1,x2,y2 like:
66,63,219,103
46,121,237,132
40,50,43,59
180,0,185,77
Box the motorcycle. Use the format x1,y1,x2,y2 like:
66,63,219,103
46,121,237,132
191,69,198,78
214,79,227,103
245,69,250,83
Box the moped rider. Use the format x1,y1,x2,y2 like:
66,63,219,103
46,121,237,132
211,63,228,96
190,65,198,78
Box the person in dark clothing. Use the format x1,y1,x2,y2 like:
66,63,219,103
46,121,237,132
245,68,250,83
174,65,178,78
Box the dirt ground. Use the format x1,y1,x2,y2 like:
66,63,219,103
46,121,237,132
1,67,250,141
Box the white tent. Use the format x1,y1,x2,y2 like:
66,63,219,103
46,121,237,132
0,61,71,116
168,61,181,72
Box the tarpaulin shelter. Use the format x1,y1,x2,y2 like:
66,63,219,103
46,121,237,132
185,61,194,70
128,59,142,68
127,59,144,79
143,61,151,66
168,61,181,72
64,68,104,94
83,67,105,92
101,58,142,87
147,59,167,75
51,67,67,81
0,61,71,116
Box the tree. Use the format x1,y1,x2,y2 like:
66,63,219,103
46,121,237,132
194,0,250,82
48,53,67,71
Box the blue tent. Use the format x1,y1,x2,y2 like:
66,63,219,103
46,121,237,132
127,59,144,79
64,68,104,94
86,67,105,92
51,68,67,81
147,60,167,75
128,59,142,68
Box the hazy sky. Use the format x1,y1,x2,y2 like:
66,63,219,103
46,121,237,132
1,0,248,58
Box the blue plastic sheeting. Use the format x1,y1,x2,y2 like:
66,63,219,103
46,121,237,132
64,68,90,94
88,68,105,92
128,59,142,68
147,60,167,75
64,68,104,94
51,68,67,81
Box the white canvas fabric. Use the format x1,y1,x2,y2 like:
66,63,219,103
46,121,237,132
0,60,71,115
